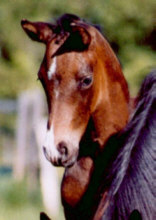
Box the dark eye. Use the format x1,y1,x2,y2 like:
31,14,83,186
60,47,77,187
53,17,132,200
80,76,93,89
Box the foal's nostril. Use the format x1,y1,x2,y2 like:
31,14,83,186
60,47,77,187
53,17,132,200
57,141,68,156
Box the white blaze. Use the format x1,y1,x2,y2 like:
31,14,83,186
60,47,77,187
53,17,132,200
47,57,57,80
44,124,59,159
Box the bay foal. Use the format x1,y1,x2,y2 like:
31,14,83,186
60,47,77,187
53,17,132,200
21,14,130,219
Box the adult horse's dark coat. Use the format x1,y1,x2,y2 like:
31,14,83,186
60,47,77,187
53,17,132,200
98,70,156,220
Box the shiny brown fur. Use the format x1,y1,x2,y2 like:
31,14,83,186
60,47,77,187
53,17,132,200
21,14,130,219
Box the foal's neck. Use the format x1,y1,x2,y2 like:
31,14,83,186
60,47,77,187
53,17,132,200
61,129,121,219
61,119,96,208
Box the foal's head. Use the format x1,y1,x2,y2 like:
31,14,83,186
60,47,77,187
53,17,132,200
21,14,129,167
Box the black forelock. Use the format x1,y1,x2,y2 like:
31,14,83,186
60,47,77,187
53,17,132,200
57,13,81,24
54,13,82,33
54,13,102,34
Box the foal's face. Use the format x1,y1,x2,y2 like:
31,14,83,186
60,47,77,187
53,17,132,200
40,43,99,167
22,15,130,167
21,16,101,167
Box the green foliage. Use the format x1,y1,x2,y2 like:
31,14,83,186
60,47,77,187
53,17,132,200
121,45,156,95
0,0,155,98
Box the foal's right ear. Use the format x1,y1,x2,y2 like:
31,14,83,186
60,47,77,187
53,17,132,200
21,19,54,43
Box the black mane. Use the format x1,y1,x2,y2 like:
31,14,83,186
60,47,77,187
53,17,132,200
103,70,156,220
54,13,101,34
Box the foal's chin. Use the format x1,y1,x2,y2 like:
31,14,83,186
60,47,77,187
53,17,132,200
60,155,78,168
55,155,78,168
43,148,78,168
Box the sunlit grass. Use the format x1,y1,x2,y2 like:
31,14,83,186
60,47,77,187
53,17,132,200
0,176,43,220
0,173,65,220
0,204,41,220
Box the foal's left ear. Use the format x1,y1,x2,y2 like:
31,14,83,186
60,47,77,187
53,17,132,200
21,19,54,43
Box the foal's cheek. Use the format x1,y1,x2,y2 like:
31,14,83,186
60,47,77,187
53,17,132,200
71,103,90,131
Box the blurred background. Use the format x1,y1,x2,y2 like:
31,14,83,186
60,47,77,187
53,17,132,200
0,0,155,220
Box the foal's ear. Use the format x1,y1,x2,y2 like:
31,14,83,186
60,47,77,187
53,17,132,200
70,24,91,48
53,24,91,56
21,19,54,43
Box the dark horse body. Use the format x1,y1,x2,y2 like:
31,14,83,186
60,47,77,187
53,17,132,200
21,14,155,220
96,70,156,220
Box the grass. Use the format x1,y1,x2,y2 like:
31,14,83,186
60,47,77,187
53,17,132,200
0,175,64,220
0,176,43,220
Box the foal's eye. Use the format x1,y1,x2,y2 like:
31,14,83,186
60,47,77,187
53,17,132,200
80,76,93,89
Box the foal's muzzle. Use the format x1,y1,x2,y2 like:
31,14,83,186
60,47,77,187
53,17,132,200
43,142,78,167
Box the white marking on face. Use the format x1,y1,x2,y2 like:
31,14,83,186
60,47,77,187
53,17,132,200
43,103,86,166
43,124,60,160
47,57,57,80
